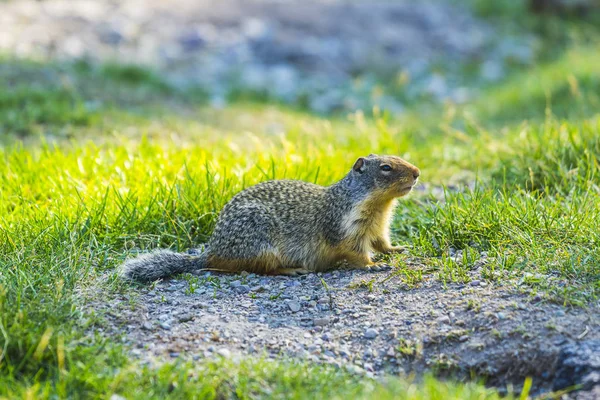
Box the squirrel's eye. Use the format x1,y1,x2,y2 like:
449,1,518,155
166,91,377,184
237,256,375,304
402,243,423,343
380,165,392,172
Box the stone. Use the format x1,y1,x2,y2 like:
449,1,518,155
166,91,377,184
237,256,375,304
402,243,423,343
364,328,378,339
142,322,153,330
217,348,232,358
159,322,171,330
235,285,251,294
100,27,124,46
287,300,301,313
178,314,194,323
314,317,330,327
178,29,206,52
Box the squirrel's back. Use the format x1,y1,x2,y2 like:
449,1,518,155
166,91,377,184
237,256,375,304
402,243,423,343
215,180,329,232
223,180,327,213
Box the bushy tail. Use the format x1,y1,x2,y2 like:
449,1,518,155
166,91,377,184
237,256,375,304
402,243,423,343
120,249,207,282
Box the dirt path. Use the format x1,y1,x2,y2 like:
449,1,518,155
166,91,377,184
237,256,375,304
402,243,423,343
90,260,599,398
0,0,530,112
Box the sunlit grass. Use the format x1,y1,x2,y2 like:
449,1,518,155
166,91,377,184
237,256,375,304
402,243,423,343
465,46,600,123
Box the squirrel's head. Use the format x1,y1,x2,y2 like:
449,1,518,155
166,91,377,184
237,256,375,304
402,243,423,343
350,154,420,199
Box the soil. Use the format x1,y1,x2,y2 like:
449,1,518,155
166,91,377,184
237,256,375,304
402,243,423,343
88,257,600,398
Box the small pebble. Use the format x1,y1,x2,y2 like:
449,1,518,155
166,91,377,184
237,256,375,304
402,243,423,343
217,348,231,358
364,328,378,339
178,314,193,323
142,322,153,330
235,285,251,294
287,300,301,313
159,322,171,330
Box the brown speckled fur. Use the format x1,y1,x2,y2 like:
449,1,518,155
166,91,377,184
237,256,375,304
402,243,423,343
120,155,420,282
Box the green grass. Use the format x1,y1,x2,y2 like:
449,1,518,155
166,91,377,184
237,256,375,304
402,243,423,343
2,30,600,398
0,354,508,399
464,46,600,123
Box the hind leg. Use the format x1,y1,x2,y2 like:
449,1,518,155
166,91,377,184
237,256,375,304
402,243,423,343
343,252,373,269
207,252,285,274
274,267,311,276
207,205,285,274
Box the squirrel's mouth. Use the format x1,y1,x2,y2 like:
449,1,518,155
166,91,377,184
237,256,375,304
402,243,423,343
398,180,417,194
399,184,414,193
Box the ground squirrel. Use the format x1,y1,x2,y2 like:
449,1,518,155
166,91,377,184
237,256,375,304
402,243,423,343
121,154,420,282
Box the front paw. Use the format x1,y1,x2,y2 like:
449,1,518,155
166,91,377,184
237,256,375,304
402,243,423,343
382,246,407,254
365,263,393,272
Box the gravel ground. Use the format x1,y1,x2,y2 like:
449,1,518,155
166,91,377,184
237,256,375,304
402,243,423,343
0,0,533,112
88,254,600,398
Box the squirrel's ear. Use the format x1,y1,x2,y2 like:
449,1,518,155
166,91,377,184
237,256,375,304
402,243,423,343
353,157,366,173
368,153,378,157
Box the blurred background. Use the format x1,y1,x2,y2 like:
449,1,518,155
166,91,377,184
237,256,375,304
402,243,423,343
1,0,599,117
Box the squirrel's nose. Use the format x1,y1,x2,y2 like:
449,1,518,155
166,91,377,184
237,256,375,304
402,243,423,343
413,169,420,179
